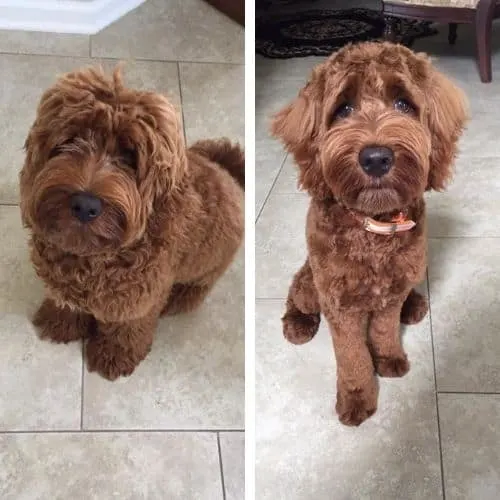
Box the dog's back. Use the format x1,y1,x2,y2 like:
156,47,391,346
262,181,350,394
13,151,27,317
189,139,245,190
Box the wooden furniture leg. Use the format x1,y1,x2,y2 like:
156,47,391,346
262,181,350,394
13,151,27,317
448,22,458,44
476,0,497,82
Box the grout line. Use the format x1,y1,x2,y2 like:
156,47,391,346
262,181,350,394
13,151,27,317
256,153,288,222
217,432,227,500
427,269,447,500
80,341,85,430
427,236,500,239
0,203,19,207
88,35,92,58
0,50,243,67
176,62,187,143
0,429,244,435
438,391,500,395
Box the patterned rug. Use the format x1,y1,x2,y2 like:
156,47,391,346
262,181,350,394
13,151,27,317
256,8,438,58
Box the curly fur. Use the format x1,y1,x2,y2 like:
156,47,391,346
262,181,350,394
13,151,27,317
272,42,468,426
20,66,244,380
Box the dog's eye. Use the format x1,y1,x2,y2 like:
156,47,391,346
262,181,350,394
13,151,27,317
394,98,415,114
120,147,138,169
332,102,355,121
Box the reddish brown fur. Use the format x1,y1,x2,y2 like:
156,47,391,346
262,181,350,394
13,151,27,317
20,66,244,380
272,42,468,426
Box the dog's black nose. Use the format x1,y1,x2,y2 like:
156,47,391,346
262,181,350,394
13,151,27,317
359,146,394,177
70,193,102,223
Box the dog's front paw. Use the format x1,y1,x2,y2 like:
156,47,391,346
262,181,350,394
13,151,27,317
401,290,428,325
336,387,377,426
86,337,144,381
282,311,320,345
374,355,410,377
33,299,91,343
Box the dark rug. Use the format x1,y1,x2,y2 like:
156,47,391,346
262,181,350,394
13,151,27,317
256,8,438,58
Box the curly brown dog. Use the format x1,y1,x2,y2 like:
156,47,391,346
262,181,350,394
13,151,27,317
272,42,468,426
20,66,244,380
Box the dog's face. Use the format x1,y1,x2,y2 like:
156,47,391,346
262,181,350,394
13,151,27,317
272,42,468,214
20,66,185,256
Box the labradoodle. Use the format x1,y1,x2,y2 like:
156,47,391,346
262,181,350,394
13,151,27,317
272,42,468,426
20,66,244,380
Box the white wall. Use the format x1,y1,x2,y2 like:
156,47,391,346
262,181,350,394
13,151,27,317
0,0,146,33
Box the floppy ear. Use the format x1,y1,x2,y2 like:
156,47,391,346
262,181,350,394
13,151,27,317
270,65,331,199
271,79,322,149
137,92,187,203
425,71,469,191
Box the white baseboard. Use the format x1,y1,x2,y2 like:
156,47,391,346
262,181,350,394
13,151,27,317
0,0,146,34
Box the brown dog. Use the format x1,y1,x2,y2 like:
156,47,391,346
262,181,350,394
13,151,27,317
20,67,244,380
272,42,468,426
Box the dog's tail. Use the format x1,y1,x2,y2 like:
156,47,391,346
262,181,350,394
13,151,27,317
190,139,245,190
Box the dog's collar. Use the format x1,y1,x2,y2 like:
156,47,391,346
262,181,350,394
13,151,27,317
348,208,416,235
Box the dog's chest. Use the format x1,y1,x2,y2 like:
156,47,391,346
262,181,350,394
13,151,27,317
30,240,158,313
310,229,426,310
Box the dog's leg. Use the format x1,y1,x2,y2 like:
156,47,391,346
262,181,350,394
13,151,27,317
161,282,213,316
370,303,410,378
86,311,157,380
282,259,321,345
162,260,235,316
400,288,429,325
326,310,378,426
33,298,93,343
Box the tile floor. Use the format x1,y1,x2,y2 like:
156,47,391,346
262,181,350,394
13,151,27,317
256,20,500,500
0,1,244,499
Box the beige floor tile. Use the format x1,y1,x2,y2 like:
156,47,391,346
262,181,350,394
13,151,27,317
431,57,500,114
0,54,180,204
220,432,245,500
0,432,223,500
91,0,243,64
256,54,325,82
255,116,287,215
427,157,500,237
82,250,244,430
255,59,314,215
179,63,244,145
256,193,309,299
273,154,303,195
459,113,500,157
0,30,89,57
0,207,81,431
256,76,301,119
101,59,181,106
256,299,441,500
439,394,500,500
429,238,500,392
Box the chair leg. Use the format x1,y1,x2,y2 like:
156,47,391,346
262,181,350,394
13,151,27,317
448,23,458,44
475,0,497,82
384,15,401,43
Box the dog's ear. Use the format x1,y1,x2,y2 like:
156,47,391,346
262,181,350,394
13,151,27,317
271,65,330,199
425,70,469,191
271,76,322,149
136,92,187,202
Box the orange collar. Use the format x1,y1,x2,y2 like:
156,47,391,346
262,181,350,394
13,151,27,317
349,209,416,235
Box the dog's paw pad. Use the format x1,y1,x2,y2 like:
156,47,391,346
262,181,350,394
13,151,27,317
375,356,410,377
282,312,320,345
